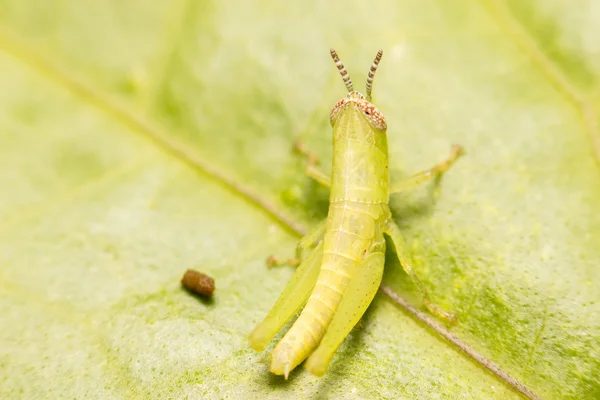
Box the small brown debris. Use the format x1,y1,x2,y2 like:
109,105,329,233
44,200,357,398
181,269,215,297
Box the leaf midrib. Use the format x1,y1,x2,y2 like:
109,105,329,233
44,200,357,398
0,26,308,237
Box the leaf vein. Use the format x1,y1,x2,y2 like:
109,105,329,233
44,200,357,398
481,0,600,167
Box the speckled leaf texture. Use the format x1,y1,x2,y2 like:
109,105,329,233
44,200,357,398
1,1,599,399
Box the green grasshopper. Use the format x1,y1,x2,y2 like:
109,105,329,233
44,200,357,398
249,49,463,379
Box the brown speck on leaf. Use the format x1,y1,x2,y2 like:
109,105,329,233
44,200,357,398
181,269,215,297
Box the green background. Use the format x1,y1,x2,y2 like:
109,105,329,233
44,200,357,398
1,1,599,399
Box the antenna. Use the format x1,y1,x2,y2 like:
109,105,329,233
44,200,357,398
330,48,354,92
366,49,383,101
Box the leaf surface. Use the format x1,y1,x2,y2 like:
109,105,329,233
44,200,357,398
1,1,599,398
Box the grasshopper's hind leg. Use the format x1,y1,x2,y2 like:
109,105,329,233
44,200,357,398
249,242,324,351
268,219,326,267
384,220,455,323
304,252,386,376
389,144,464,194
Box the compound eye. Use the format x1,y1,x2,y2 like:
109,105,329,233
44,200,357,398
357,100,387,131
330,98,349,126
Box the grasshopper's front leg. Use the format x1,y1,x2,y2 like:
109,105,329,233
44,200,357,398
384,219,455,322
267,142,331,268
389,145,464,194
294,140,331,188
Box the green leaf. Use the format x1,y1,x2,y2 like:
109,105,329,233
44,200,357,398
1,1,599,399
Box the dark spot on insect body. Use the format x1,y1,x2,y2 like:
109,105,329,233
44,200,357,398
181,269,215,297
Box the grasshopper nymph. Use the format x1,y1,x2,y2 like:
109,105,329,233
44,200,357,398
249,49,464,379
